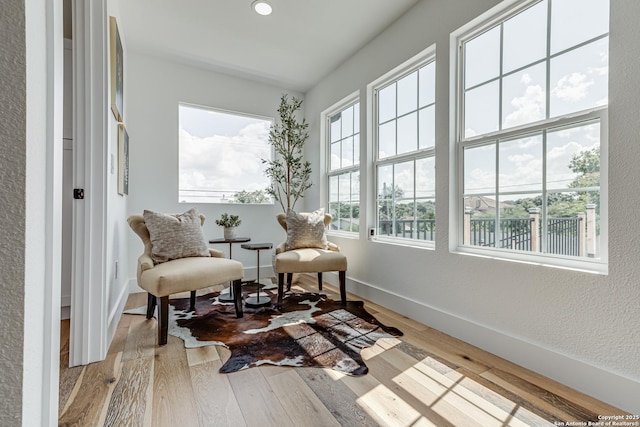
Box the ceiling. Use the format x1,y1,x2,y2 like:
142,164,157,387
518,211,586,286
117,0,420,92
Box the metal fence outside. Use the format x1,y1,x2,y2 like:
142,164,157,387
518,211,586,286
378,216,584,256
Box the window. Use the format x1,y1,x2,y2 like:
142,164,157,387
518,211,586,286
178,104,273,204
327,99,360,233
373,54,436,244
455,0,608,268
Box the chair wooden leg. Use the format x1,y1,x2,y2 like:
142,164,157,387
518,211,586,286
317,272,323,291
277,273,285,308
286,273,293,291
157,296,169,346
189,290,196,312
339,271,346,305
146,293,157,319
233,279,243,318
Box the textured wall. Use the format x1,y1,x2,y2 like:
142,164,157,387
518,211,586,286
304,0,640,413
0,0,26,424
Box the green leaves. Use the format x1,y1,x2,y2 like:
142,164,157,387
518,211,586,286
263,94,312,212
215,213,241,227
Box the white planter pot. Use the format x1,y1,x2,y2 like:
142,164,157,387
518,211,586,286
223,226,237,240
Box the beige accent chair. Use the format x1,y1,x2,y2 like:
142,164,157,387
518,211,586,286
274,212,347,308
128,213,244,346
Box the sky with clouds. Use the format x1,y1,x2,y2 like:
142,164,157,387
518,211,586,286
178,0,607,212
463,0,608,203
178,105,272,203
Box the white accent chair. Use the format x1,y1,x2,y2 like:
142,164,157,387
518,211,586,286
274,212,347,308
128,213,244,345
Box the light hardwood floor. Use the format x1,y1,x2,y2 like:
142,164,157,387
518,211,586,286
59,275,627,426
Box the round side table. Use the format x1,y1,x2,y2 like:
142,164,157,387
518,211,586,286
209,237,250,302
241,242,273,308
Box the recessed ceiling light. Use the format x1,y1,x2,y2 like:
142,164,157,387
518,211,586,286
252,0,272,16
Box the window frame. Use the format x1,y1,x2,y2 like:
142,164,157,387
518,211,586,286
369,46,437,249
451,0,608,273
323,93,361,237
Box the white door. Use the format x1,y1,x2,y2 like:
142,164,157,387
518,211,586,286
61,39,73,320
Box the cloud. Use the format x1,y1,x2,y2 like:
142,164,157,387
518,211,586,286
503,82,545,128
546,124,600,189
466,168,495,193
500,153,542,191
178,122,271,201
552,72,594,103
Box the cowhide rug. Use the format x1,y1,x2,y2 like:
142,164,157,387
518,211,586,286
127,287,402,375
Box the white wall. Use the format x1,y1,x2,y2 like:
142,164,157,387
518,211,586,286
125,53,300,286
304,0,640,413
106,0,132,349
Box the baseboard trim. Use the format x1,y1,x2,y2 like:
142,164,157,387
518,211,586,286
321,272,640,414
107,282,130,343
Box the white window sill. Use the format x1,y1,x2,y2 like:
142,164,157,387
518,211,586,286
454,245,608,275
326,230,360,240
371,235,435,251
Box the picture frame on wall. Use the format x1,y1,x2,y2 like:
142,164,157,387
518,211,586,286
118,124,129,196
109,16,124,122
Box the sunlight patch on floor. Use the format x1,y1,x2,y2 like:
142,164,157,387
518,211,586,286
356,383,427,426
388,355,553,426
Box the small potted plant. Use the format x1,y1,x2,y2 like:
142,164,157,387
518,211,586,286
215,213,242,240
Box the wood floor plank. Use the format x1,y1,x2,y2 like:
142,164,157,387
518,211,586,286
257,364,292,378
266,369,341,427
58,352,122,427
388,319,492,374
297,368,380,427
365,347,484,427
364,304,430,333
446,368,557,427
58,320,85,416
59,283,628,426
488,361,626,417
151,336,199,427
227,366,296,427
378,346,543,427
124,292,148,310
186,345,220,367
122,314,156,361
59,365,86,417
108,321,131,356
104,357,154,427
333,362,435,427
481,368,600,423
189,359,247,427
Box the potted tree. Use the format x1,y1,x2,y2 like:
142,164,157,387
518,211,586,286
263,95,312,283
263,94,312,212
215,213,242,240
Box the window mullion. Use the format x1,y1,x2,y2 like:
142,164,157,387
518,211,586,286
495,140,501,249
415,70,421,239
498,22,504,132
545,0,552,121
541,130,548,254
391,164,396,237
461,107,606,146
394,83,399,157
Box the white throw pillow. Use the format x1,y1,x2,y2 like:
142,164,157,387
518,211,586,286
285,208,328,250
143,208,210,264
